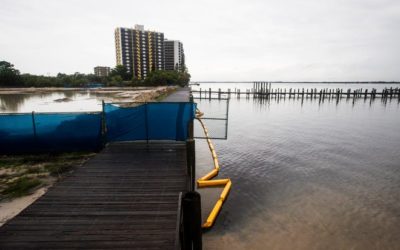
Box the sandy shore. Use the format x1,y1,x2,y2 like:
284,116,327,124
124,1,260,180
0,187,47,227
0,86,177,103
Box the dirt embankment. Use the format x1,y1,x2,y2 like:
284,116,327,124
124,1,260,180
105,86,177,103
0,86,177,103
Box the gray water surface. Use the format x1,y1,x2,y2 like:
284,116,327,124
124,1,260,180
194,89,400,249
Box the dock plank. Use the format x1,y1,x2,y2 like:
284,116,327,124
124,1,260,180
0,142,188,249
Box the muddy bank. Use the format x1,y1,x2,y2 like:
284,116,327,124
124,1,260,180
0,86,177,103
0,86,178,113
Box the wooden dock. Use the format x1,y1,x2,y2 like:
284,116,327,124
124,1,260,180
0,142,189,249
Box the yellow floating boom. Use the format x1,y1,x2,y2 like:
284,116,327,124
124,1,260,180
195,109,232,228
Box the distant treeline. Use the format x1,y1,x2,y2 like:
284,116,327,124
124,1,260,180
0,61,190,88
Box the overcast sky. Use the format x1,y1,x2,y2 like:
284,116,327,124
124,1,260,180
1,0,399,81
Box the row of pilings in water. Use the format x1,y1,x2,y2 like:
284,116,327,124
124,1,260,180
194,82,400,100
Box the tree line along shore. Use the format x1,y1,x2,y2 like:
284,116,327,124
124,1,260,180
0,60,190,88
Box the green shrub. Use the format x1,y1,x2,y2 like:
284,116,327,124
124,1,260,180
2,177,42,198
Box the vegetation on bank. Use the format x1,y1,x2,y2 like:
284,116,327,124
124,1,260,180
0,152,94,200
0,61,191,88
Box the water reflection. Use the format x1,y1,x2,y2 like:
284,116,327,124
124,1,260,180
0,91,111,113
0,94,33,112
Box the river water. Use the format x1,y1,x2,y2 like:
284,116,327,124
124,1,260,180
192,83,400,250
1,84,399,249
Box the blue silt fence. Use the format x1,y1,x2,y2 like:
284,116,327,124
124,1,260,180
105,102,196,142
0,112,103,154
0,102,196,154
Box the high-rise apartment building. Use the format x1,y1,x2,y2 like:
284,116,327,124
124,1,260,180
164,40,185,71
94,66,110,77
115,25,164,80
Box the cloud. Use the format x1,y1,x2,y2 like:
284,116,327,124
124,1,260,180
0,0,399,81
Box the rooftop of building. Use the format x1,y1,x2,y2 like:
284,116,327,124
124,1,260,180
115,24,163,34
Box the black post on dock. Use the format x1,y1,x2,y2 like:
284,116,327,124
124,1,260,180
182,192,202,250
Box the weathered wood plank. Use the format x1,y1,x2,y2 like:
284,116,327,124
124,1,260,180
0,142,187,249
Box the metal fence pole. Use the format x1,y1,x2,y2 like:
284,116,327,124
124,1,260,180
31,111,37,140
188,95,194,140
101,100,107,148
145,103,149,143
186,139,195,192
225,98,230,139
